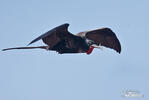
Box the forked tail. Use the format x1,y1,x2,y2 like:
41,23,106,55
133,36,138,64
2,46,47,51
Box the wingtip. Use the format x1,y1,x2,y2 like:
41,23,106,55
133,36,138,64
59,23,70,29
118,45,121,54
64,23,69,26
2,48,10,51
27,41,34,46
27,43,31,46
2,49,5,51
117,49,121,54
118,51,121,54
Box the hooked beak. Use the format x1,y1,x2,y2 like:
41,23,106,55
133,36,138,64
91,44,103,50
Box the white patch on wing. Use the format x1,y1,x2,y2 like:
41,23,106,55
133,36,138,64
76,31,87,37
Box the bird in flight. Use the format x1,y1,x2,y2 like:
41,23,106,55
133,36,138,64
2,23,121,54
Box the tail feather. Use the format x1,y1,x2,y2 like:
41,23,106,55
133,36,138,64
2,46,47,51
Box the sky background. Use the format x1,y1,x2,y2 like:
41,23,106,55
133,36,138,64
0,0,149,100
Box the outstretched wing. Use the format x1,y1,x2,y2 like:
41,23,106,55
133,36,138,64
28,23,70,49
77,28,121,53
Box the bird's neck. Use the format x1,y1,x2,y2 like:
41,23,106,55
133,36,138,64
86,46,94,55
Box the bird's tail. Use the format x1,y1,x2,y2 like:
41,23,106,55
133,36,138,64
2,46,47,51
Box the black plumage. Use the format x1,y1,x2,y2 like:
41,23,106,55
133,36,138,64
2,23,121,54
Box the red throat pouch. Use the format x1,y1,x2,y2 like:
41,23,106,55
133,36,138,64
86,46,94,55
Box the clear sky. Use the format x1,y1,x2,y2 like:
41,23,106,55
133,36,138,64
0,0,148,100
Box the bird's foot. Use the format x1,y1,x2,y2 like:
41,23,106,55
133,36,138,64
91,44,103,51
98,44,103,51
45,46,50,51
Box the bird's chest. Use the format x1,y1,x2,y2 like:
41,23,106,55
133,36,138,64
65,37,89,52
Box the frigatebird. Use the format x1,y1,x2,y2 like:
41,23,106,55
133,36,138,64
2,23,121,54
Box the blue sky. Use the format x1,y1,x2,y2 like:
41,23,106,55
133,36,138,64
0,0,148,100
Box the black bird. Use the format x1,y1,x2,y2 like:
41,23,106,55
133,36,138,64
2,23,121,54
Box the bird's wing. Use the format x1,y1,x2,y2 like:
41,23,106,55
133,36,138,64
78,28,121,53
2,46,47,51
28,23,70,49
